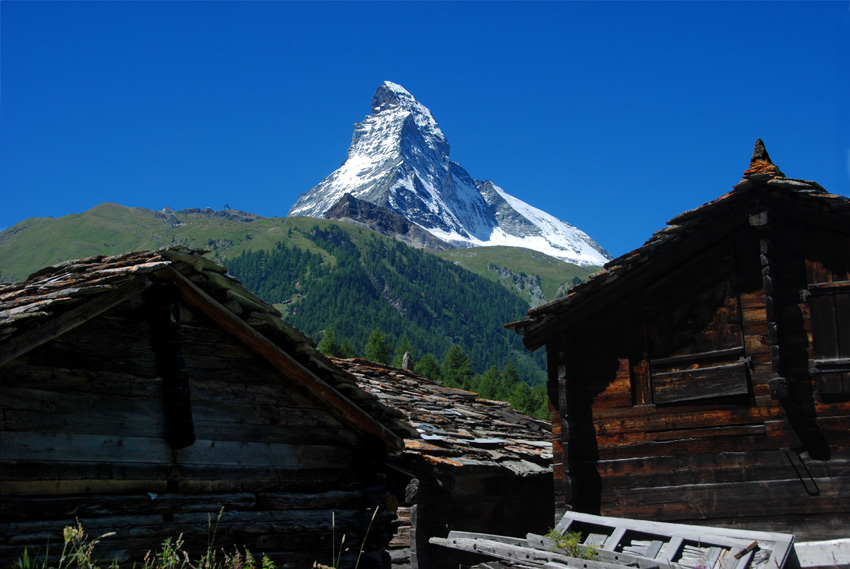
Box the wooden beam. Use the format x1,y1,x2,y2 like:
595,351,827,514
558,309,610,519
0,277,154,368
153,267,404,452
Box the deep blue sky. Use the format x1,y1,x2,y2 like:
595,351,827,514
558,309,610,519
2,1,847,258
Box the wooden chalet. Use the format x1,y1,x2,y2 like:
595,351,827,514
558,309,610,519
332,358,554,569
507,140,850,540
0,247,413,568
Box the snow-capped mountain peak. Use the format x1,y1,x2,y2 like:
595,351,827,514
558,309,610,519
288,82,611,267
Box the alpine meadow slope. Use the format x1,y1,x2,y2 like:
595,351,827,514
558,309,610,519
288,81,611,267
0,206,593,384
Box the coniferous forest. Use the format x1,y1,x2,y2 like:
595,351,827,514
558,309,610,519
226,224,551,418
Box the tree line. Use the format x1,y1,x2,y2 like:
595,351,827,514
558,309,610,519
226,224,548,385
319,327,550,420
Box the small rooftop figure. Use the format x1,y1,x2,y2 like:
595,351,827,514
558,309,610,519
742,138,785,179
401,351,414,370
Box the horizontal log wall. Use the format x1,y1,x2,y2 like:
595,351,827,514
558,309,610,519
551,226,850,540
0,297,389,567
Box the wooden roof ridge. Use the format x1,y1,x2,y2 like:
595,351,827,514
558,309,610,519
330,357,553,476
507,140,849,349
0,246,407,452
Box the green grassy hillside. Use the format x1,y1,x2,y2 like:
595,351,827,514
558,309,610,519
0,204,318,281
433,246,599,306
0,203,599,390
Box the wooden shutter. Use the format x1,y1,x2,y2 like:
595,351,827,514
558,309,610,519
645,244,749,405
807,281,850,395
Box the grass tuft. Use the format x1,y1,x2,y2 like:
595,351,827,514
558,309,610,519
13,513,275,569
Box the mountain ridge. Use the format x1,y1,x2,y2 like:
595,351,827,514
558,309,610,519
0,202,597,307
288,81,611,267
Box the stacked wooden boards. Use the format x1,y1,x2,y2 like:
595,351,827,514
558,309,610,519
431,510,796,569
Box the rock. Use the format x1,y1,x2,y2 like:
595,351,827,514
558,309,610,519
743,138,785,179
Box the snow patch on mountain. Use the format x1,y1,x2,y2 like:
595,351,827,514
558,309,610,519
288,81,611,267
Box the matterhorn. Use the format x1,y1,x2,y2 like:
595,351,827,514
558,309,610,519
288,81,610,267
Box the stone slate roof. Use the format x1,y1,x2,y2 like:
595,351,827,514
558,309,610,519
0,246,411,449
508,139,850,350
332,358,553,477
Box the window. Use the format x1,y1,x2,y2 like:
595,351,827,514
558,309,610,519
643,245,750,405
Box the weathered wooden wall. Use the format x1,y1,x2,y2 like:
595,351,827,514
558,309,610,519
547,221,850,540
0,294,392,568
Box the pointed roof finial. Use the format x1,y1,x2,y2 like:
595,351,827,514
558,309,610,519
743,138,785,179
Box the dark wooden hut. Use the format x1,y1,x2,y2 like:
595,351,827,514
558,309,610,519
332,358,553,569
0,247,411,568
507,140,850,540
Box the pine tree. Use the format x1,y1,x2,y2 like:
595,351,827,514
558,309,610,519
364,328,392,364
318,328,342,357
441,343,474,389
339,337,358,359
476,366,503,400
415,353,442,382
509,381,532,413
393,333,413,367
529,384,550,419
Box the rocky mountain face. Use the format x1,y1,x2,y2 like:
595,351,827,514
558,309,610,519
157,206,263,227
288,81,611,267
324,193,453,250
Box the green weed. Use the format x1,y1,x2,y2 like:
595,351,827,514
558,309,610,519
544,529,599,560
13,513,275,569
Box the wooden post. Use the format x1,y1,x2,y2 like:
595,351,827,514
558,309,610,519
153,267,404,452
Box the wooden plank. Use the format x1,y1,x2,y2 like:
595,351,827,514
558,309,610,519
645,540,664,559
792,538,850,568
597,449,850,489
0,464,365,496
652,363,749,404
0,432,357,469
153,267,403,452
661,536,684,562
1,392,361,446
651,347,745,368
0,277,155,367
835,291,850,359
3,408,166,438
603,477,850,520
257,488,379,510
431,535,652,569
0,479,170,496
644,424,766,442
0,431,172,464
604,527,628,551
0,364,162,396
0,508,368,545
589,403,781,430
0,492,257,520
808,280,850,291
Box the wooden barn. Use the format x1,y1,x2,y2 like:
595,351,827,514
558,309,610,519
0,247,413,568
332,358,554,569
507,140,850,540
